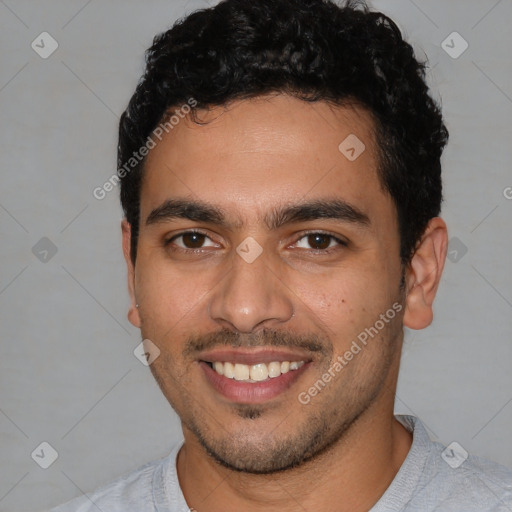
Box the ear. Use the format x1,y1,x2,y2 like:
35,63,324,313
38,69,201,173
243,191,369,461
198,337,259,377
122,219,141,328
403,217,448,330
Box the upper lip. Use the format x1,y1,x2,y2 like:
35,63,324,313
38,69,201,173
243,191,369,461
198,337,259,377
199,348,312,366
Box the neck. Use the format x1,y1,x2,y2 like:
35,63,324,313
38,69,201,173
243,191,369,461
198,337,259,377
177,401,412,512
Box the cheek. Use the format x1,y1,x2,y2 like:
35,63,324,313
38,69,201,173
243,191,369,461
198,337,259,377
291,272,359,335
292,266,398,341
135,259,210,336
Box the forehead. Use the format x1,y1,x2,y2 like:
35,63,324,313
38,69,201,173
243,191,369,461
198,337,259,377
140,94,394,228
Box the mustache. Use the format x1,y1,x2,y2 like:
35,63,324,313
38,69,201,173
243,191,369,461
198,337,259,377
183,327,332,359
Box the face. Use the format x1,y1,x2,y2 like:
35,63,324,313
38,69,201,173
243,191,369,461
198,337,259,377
125,95,407,473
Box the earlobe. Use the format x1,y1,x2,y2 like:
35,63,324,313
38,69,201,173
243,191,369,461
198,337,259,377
121,219,141,328
403,217,448,330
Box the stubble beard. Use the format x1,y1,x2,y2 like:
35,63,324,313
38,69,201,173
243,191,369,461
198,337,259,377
145,304,403,475
177,340,397,474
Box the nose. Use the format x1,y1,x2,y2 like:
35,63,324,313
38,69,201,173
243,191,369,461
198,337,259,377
208,247,294,333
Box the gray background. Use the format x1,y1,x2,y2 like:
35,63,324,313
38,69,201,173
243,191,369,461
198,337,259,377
0,0,511,510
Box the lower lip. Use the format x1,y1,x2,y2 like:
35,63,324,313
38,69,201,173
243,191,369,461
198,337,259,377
200,361,309,404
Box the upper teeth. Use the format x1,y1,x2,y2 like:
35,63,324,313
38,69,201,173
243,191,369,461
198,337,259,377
212,361,305,382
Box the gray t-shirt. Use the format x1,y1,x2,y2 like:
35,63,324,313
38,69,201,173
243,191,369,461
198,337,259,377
48,415,512,511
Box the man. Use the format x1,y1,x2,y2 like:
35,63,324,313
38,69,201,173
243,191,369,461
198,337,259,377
51,0,512,510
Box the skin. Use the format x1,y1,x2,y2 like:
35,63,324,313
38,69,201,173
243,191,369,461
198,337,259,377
122,94,448,511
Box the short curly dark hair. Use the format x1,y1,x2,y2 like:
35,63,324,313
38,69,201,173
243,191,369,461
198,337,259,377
118,0,448,265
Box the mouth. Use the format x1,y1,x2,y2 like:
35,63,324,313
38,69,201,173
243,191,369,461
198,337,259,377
198,349,312,404
205,359,305,381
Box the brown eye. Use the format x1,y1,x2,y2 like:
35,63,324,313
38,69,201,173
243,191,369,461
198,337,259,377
294,232,346,251
181,232,206,248
168,231,217,250
307,234,332,250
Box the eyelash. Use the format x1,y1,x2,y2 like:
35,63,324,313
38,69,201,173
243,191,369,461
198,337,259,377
295,230,348,252
164,230,348,253
164,230,217,251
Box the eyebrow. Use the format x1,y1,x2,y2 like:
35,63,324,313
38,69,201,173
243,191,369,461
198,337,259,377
145,198,371,230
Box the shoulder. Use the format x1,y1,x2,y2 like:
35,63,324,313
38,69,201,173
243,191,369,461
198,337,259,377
437,450,512,510
406,416,512,511
375,416,512,512
46,452,173,512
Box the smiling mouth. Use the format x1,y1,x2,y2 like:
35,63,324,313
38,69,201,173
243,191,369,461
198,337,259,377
204,360,305,383
198,347,313,403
